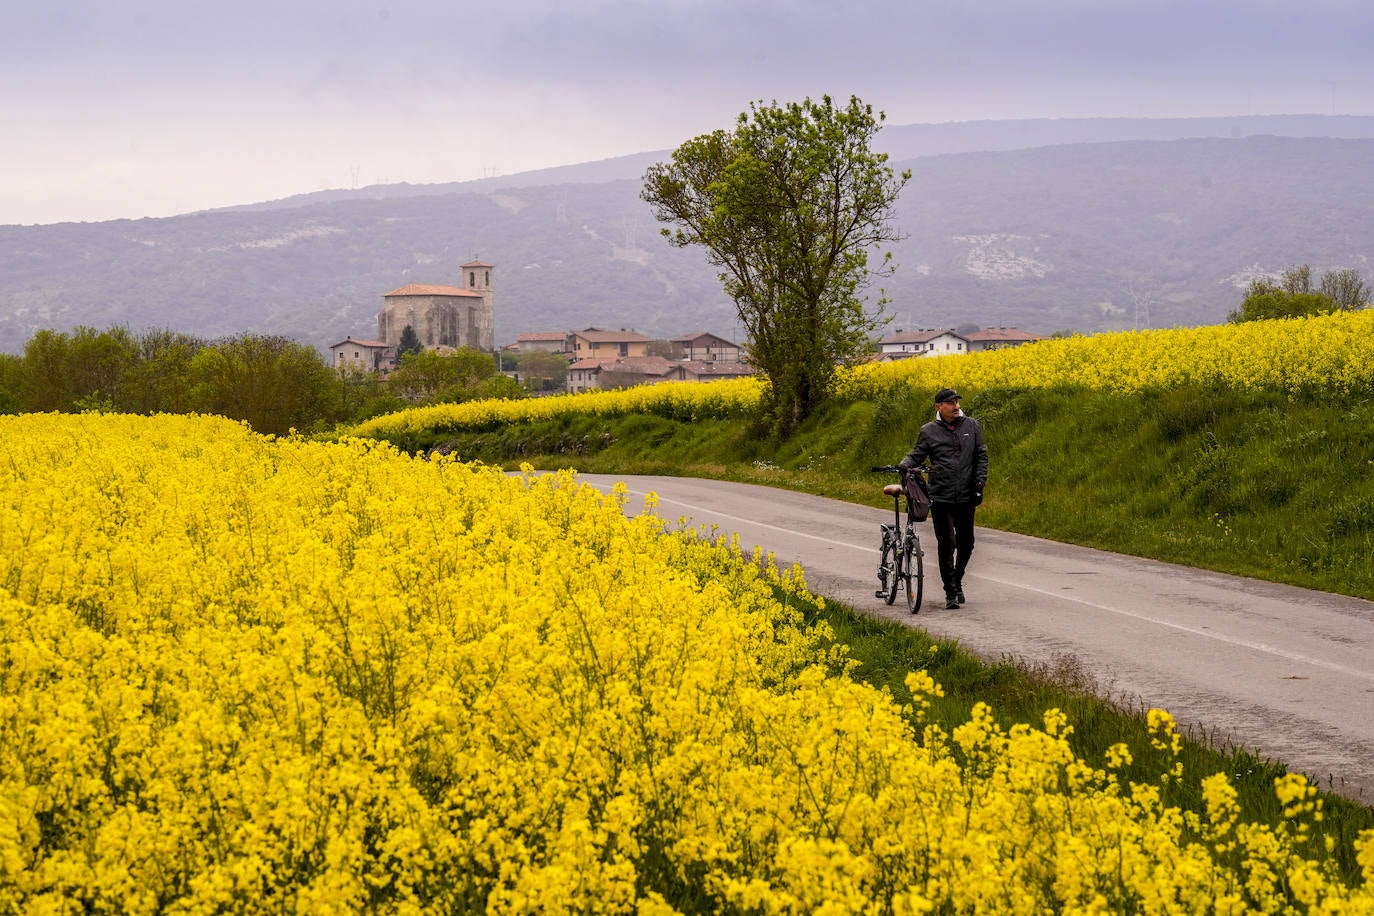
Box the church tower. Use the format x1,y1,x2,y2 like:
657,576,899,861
376,258,495,353
460,259,495,351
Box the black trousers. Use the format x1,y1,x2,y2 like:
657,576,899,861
930,502,977,594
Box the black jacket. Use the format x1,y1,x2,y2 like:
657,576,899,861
898,413,989,504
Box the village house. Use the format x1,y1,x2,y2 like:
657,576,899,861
565,354,755,394
670,331,744,363
329,337,396,372
566,356,679,393
565,359,603,394
877,329,970,359
506,331,568,355
876,327,1044,360
566,327,651,360
963,327,1046,351
681,360,754,381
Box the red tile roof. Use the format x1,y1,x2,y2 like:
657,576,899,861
573,327,650,343
603,356,677,375
672,331,740,347
568,356,679,376
383,283,482,298
881,329,966,345
681,360,755,377
568,358,614,371
964,327,1045,342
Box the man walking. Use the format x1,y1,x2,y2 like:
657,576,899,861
898,388,988,609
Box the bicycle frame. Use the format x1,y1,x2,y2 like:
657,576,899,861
871,466,925,613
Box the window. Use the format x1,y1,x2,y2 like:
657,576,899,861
484,270,490,286
469,271,476,287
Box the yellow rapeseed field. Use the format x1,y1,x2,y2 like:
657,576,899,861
2,413,1372,913
837,308,1374,400
347,375,766,441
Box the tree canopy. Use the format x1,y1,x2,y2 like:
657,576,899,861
387,347,497,403
513,350,570,393
0,325,535,432
1319,268,1371,311
1228,264,1371,323
189,335,339,435
642,95,909,433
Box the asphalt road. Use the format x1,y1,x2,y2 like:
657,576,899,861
573,473,1374,807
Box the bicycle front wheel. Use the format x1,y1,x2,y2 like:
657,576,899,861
903,533,923,613
879,538,899,605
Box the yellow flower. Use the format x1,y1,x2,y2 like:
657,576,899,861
1104,743,1133,770
2,412,1371,913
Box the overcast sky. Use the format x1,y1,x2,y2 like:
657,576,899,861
5,0,1372,226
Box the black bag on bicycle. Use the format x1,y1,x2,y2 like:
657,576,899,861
905,472,932,523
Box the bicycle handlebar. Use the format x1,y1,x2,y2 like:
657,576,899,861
870,464,934,475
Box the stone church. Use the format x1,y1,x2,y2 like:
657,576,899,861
377,260,495,352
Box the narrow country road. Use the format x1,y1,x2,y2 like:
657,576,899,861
572,473,1374,807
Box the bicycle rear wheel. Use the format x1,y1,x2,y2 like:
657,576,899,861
903,532,923,613
879,537,899,605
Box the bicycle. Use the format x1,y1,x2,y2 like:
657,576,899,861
870,465,928,613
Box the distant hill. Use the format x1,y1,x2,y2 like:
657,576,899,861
2,115,1372,355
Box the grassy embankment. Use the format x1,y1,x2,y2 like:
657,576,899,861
346,377,1374,873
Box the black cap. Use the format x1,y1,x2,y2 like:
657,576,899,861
934,387,961,404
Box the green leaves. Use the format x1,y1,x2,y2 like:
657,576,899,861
1228,264,1371,323
642,95,909,434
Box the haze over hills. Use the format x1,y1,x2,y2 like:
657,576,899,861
2,114,1372,356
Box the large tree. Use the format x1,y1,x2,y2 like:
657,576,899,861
514,350,570,393
642,95,909,432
